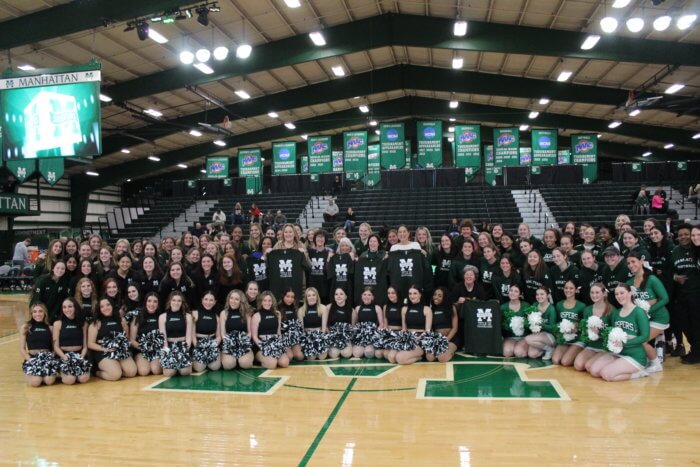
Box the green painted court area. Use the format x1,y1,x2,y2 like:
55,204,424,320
326,365,396,377
150,367,283,394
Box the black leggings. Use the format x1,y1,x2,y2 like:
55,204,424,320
675,291,700,354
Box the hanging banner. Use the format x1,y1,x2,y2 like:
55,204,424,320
484,144,499,186
417,121,443,168
187,180,197,189
404,140,412,168
493,128,520,167
223,178,233,187
6,159,35,183
206,156,229,179
631,162,642,173
519,147,532,166
454,125,481,169
379,123,405,169
531,129,558,166
307,136,332,173
343,131,367,180
39,158,63,185
272,141,297,175
301,156,309,174
557,149,571,165
571,134,598,184
238,147,262,194
332,151,344,173
677,161,688,171
364,144,381,188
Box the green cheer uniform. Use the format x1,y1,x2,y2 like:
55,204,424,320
627,275,670,329
532,304,557,343
581,306,611,351
555,300,586,346
500,301,530,339
611,306,650,369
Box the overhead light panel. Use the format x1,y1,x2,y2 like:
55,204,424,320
642,151,652,157
608,120,622,129
612,0,631,8
375,129,380,135
580,35,600,50
331,65,345,77
177,164,188,169
284,0,301,7
148,28,168,44
213,46,229,61
628,109,641,117
663,143,674,149
557,70,572,82
193,63,214,74
369,120,377,126
539,97,550,105
452,57,464,69
453,20,467,37
653,16,672,31
236,44,252,59
180,50,194,64
693,133,700,140
200,169,207,174
189,129,202,137
195,48,211,62
99,94,112,103
235,90,251,99
148,156,161,162
626,17,644,33
519,124,529,131
449,118,456,122
309,31,326,46
284,122,296,129
359,105,369,113
144,108,163,117
677,14,697,30
449,100,459,109
600,17,618,33
528,111,539,119
665,83,685,94
448,126,455,133
17,64,35,71
213,140,226,147
121,148,131,154
268,111,279,118
301,134,308,140
86,171,99,177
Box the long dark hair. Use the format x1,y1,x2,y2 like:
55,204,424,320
138,292,161,327
61,297,85,326
627,250,651,290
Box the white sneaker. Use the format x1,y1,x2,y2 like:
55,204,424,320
646,359,663,373
542,346,553,360
631,369,649,379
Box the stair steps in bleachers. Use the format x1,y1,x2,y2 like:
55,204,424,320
298,196,326,230
647,186,698,222
511,189,558,238
153,199,218,242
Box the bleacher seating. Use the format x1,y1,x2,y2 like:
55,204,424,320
112,195,198,243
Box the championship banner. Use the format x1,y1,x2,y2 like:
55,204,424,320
332,150,344,173
571,134,598,184
272,141,297,175
379,123,405,169
238,147,262,194
5,159,35,183
404,140,412,168
519,147,532,166
39,158,63,185
531,129,558,166
205,156,229,179
301,156,309,174
557,149,571,165
343,131,367,181
493,128,519,167
484,144,499,186
364,144,381,188
454,125,481,169
677,161,688,171
417,121,443,168
307,136,332,173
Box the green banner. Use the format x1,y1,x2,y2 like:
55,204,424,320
206,156,229,179
571,134,598,184
405,140,411,168
363,144,381,188
531,165,542,175
187,180,196,189
343,131,368,180
484,144,498,186
380,123,405,169
238,147,262,194
223,178,232,187
308,136,332,173
6,159,35,183
557,149,571,165
39,158,63,185
631,162,642,172
677,161,688,171
332,151,344,173
417,121,442,168
272,141,297,175
301,156,309,174
532,129,558,166
519,147,532,166
493,128,520,166
454,125,481,168
0,193,30,215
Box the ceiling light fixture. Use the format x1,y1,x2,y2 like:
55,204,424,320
453,20,467,37
653,15,672,31
692,132,700,140
628,109,641,117
519,124,529,131
359,105,369,113
284,0,301,7
148,28,168,44
677,14,697,30
148,156,161,162
99,94,112,103
189,129,202,137
664,143,674,149
665,83,685,94
86,171,99,176
331,65,345,77
608,120,622,129
309,31,326,46
642,151,652,157
213,46,229,61
626,17,645,33
600,17,619,33
268,111,279,118
177,164,188,169
193,62,214,74
144,108,163,117
136,21,149,41
539,97,550,105
196,6,210,26
17,64,35,71
301,134,308,140
284,122,296,129
528,111,539,119
236,44,252,59
121,148,131,154
580,35,600,50
195,48,211,62
449,100,459,109
213,140,226,147
180,50,194,64
452,57,464,69
612,0,631,8
235,90,251,99
557,70,572,82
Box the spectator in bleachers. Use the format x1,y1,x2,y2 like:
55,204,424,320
333,175,343,193
354,223,372,256
12,237,31,267
211,209,226,230
343,208,357,233
273,210,287,231
446,218,459,236
191,222,206,237
453,219,478,252
634,185,650,215
324,198,339,223
651,190,665,213
232,203,245,225
249,204,261,224
262,210,274,231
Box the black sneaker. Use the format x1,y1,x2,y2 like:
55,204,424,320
681,353,700,365
671,344,687,357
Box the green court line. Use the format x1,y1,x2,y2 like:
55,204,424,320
285,383,415,393
298,377,357,467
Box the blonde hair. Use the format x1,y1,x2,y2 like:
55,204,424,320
224,289,251,324
273,224,305,250
74,277,97,312
257,291,281,321
298,287,327,321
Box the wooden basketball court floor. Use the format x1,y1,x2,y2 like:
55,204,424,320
2,295,699,466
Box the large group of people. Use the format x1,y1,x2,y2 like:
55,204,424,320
19,210,700,387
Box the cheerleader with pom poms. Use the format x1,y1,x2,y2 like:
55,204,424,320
279,288,304,362
425,287,455,363
395,286,432,365
573,283,612,373
501,284,530,358
52,298,91,385
87,298,137,381
129,292,163,376
20,303,58,387
298,287,329,361
523,286,557,360
158,292,193,377
351,287,384,359
551,280,586,367
192,290,222,372
380,286,403,363
250,291,289,369
219,290,254,370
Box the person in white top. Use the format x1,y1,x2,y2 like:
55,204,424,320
389,225,422,252
13,238,31,267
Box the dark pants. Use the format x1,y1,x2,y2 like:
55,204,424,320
676,291,700,354
323,213,337,222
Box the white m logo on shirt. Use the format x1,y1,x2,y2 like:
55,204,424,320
279,259,293,273
363,266,377,281
399,258,413,272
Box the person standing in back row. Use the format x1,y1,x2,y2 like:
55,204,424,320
13,238,31,267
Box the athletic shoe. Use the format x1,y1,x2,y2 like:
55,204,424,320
630,369,649,379
681,353,700,365
542,346,553,360
671,344,686,357
646,359,663,373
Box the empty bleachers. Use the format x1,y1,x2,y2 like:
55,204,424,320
111,195,198,243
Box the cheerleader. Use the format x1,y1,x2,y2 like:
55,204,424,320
396,286,432,365
192,290,222,372
279,288,304,361
105,253,136,297
573,283,612,372
589,284,651,381
351,287,384,358
168,247,185,266
428,287,458,362
129,292,163,376
552,280,586,366
478,245,500,299
298,287,329,360
574,225,602,261
19,303,57,387
250,291,289,369
245,281,260,309
326,287,354,358
87,298,137,381
626,250,669,373
220,290,254,370
158,291,193,377
64,255,79,284
64,238,79,258
123,285,142,325
95,246,115,277
621,230,650,261
382,286,403,363
52,298,91,384
524,287,557,359
31,259,69,323
541,228,561,268
74,277,97,320
499,232,524,269
185,247,201,275
501,284,530,358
